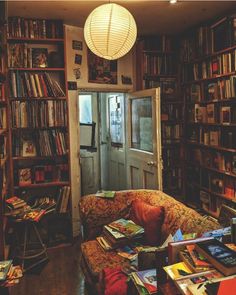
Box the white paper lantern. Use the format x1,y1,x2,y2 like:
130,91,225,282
84,3,137,60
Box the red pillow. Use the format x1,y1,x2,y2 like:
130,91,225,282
103,267,128,295
129,199,165,246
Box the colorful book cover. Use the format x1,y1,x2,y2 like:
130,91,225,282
109,218,144,238
135,269,157,294
163,262,193,280
186,244,212,268
205,277,236,295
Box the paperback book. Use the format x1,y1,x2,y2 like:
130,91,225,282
108,218,144,238
131,268,157,294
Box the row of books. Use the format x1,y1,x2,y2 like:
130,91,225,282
189,103,236,124
161,124,182,143
182,49,236,82
189,147,236,174
0,260,23,287
8,44,63,69
17,164,69,185
162,147,182,168
201,170,236,198
180,15,236,61
187,77,236,102
7,17,63,39
0,107,6,129
10,100,68,128
143,54,177,76
10,71,66,98
0,136,6,159
161,104,183,121
12,129,68,157
0,83,5,101
163,168,182,192
189,128,236,148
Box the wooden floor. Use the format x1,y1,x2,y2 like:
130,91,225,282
9,241,88,295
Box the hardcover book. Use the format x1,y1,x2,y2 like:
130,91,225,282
195,239,236,276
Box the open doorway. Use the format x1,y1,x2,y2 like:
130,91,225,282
78,92,126,196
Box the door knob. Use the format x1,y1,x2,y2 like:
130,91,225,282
147,161,157,167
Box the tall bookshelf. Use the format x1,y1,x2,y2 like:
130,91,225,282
136,36,184,199
6,17,72,245
181,14,236,217
0,19,9,259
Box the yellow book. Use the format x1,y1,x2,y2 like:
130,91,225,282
163,262,193,280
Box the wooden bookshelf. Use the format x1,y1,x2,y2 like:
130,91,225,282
0,14,9,259
136,35,184,199
6,16,72,246
182,13,236,217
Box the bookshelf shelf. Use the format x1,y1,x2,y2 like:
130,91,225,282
7,37,64,43
183,13,236,214
14,181,70,189
183,71,236,85
10,97,67,101
186,141,236,153
12,154,68,161
8,67,65,71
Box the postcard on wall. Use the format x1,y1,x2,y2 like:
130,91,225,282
72,40,83,50
87,49,117,84
75,54,82,65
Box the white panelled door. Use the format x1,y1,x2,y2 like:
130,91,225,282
126,88,163,190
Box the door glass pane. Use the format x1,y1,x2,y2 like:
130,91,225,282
109,95,123,147
79,94,92,124
131,96,153,152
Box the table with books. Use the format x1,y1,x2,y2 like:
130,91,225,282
97,219,236,295
5,196,50,272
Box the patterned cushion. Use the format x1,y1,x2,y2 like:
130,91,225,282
81,240,130,281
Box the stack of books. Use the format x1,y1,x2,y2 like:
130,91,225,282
0,260,23,287
5,196,27,210
97,218,144,249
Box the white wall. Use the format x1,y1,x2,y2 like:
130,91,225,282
64,24,135,237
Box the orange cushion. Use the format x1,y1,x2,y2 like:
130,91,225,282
129,200,165,246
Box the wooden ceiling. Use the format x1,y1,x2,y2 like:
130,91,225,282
7,1,236,35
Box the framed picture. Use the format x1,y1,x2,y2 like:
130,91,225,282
87,49,117,84
32,48,48,68
22,139,37,157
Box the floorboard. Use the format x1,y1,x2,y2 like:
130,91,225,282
9,241,87,295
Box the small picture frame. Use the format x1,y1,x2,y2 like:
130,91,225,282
32,48,48,68
72,40,83,50
75,54,82,65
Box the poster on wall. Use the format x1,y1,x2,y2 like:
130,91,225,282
87,49,117,84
